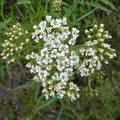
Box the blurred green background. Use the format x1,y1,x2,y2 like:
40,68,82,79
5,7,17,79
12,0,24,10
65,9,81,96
0,0,120,120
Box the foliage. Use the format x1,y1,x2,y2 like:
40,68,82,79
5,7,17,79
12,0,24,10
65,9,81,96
0,0,120,120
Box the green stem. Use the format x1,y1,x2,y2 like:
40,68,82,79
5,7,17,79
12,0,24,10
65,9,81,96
6,62,12,88
17,60,28,81
57,100,64,120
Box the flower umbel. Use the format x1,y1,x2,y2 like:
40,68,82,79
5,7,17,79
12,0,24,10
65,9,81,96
1,23,30,64
51,0,62,12
78,24,116,77
26,16,80,101
26,17,116,101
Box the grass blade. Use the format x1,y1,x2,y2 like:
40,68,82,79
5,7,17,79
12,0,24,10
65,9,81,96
0,0,5,18
57,107,63,120
100,0,117,11
77,8,97,21
89,2,111,13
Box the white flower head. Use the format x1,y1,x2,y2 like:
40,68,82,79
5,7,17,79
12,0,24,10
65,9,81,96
46,15,52,22
26,17,116,101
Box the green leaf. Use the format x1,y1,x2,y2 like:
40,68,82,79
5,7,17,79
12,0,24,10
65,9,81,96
77,8,97,21
71,44,87,51
56,108,63,120
0,0,6,18
0,18,11,29
62,1,69,7
17,0,31,5
100,0,117,11
89,2,111,13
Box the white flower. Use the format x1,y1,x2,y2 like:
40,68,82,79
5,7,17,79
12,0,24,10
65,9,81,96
39,20,46,30
33,25,37,29
50,49,58,58
85,29,89,34
100,23,104,28
46,15,52,22
72,28,79,35
46,27,52,33
50,19,61,28
62,17,67,25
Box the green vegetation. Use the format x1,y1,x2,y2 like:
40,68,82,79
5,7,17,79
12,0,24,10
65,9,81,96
0,0,120,120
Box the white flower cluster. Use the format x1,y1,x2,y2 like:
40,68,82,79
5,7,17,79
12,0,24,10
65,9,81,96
1,16,116,101
1,23,30,63
51,0,62,12
26,17,116,101
85,24,111,40
79,24,116,77
26,16,80,101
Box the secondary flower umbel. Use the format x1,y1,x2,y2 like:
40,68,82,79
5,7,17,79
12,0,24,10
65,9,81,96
78,24,116,77
1,23,30,63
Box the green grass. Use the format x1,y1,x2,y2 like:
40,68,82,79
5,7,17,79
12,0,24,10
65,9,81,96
0,0,120,120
